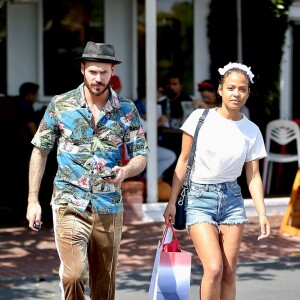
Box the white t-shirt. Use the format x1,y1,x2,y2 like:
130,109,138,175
180,108,267,184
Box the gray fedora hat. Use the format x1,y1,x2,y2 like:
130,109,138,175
77,41,122,64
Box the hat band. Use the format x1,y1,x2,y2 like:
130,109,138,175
81,54,116,61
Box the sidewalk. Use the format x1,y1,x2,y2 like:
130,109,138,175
1,215,300,299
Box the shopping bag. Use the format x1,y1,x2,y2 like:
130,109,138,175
149,222,192,300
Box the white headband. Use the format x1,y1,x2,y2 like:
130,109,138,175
218,62,254,83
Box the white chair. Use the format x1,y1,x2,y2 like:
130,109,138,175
262,119,300,195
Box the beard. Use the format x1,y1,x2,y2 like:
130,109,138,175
84,77,110,96
165,89,176,98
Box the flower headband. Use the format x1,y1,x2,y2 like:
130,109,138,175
218,62,254,83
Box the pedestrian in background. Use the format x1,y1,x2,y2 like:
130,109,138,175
26,41,148,300
164,62,270,300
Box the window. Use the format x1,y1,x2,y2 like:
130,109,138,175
0,1,7,94
43,0,104,95
137,0,193,93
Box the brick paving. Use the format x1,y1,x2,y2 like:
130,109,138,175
0,215,300,279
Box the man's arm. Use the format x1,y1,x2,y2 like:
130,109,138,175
123,155,147,178
26,146,50,231
111,155,147,184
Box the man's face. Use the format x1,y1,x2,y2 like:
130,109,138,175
165,77,182,98
27,91,38,104
81,61,115,96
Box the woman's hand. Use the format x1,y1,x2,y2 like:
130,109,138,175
163,202,176,225
257,215,271,240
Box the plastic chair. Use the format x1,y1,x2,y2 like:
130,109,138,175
262,119,300,195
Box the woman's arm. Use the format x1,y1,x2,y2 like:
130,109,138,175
245,159,271,239
163,132,193,223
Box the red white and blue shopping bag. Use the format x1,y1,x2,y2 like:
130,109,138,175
149,222,192,300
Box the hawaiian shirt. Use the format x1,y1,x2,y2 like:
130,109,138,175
32,83,148,214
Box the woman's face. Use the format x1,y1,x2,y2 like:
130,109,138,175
201,90,217,104
218,72,249,111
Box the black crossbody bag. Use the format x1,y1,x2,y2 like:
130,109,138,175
173,109,209,230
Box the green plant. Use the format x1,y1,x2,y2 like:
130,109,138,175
207,0,292,132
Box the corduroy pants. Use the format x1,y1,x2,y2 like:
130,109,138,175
52,203,123,300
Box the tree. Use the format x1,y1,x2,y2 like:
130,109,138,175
208,0,292,133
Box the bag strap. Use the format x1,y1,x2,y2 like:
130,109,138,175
183,109,209,189
161,220,179,245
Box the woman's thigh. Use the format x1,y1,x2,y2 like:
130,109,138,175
219,223,244,270
190,222,223,269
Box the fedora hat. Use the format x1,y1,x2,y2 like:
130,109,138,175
77,42,122,64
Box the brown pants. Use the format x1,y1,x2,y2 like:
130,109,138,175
52,203,123,300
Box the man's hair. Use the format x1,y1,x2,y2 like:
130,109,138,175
19,82,39,97
164,71,183,85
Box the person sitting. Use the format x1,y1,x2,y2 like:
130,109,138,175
110,74,122,94
134,85,177,185
16,82,39,143
158,71,193,129
193,79,221,109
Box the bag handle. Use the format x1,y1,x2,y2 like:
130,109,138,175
183,109,209,190
161,221,178,244
160,221,180,252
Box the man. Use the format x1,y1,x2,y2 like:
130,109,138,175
133,84,176,196
156,73,192,176
17,82,39,143
158,71,193,129
26,42,148,300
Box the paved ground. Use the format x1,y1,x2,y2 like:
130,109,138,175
0,215,300,299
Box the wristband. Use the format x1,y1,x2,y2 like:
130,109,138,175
259,213,267,217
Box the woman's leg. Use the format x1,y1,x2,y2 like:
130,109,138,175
190,222,224,300
219,224,244,300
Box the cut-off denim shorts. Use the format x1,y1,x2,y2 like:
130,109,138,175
185,180,248,230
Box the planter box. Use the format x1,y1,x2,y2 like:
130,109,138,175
122,181,144,223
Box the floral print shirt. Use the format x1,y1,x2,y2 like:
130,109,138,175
32,83,148,214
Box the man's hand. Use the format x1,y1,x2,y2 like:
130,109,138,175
26,202,42,231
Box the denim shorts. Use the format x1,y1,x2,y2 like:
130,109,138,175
185,180,248,230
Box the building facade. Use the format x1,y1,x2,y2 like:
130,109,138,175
1,0,300,202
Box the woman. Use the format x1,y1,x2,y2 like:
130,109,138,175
193,79,220,109
163,62,270,300
193,78,250,119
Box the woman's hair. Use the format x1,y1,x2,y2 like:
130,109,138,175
218,62,254,85
219,68,251,86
